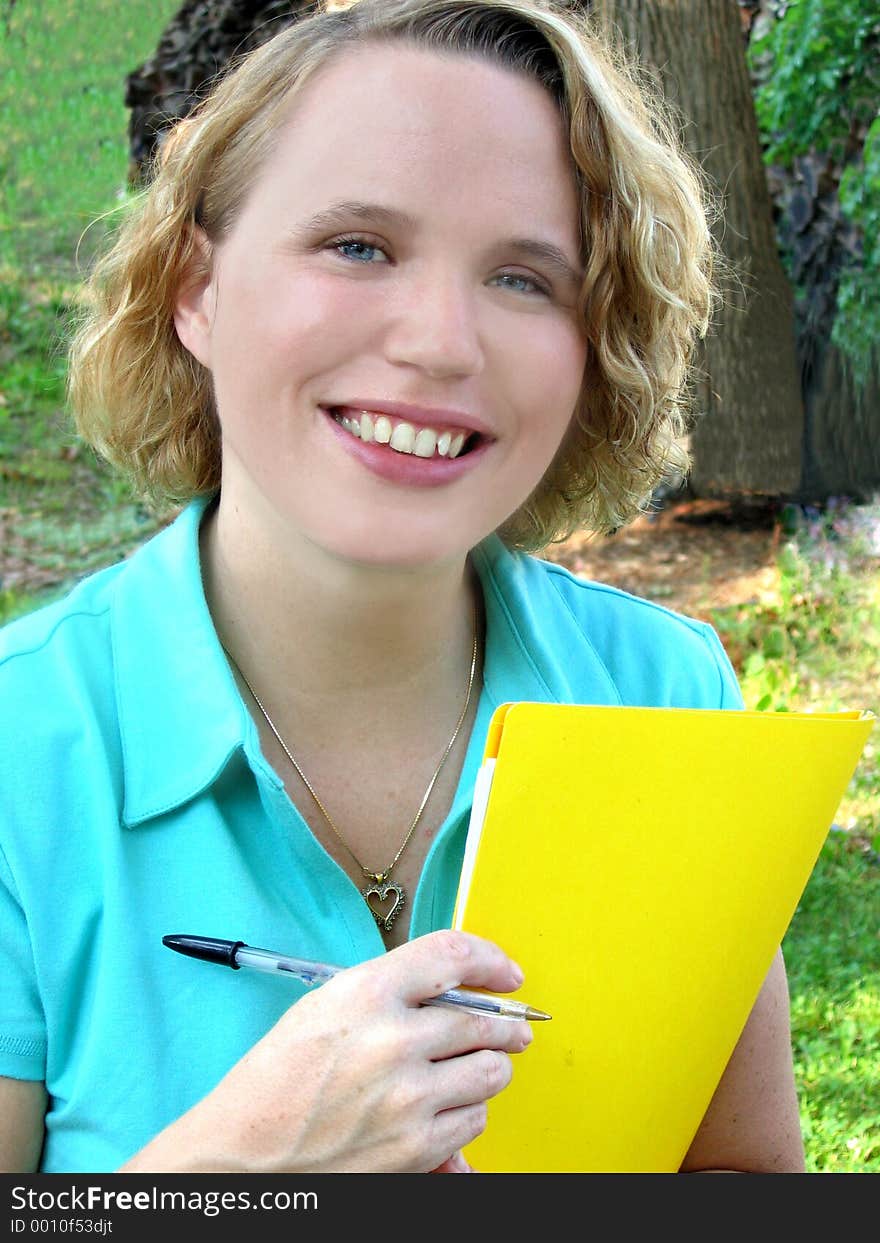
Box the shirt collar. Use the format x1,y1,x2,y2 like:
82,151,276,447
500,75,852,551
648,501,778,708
113,500,611,828
113,496,252,827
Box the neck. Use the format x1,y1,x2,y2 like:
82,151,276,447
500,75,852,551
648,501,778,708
201,492,481,716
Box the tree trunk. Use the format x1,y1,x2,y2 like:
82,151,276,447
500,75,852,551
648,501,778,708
800,349,880,502
756,114,880,504
124,1,315,183
594,0,804,497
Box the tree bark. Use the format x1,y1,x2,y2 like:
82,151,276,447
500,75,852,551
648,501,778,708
124,1,315,183
800,349,880,502
758,121,880,503
594,0,804,497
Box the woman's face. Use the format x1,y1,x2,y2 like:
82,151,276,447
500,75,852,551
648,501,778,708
175,41,588,567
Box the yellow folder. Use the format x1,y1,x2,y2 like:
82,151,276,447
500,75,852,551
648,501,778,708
451,702,875,1173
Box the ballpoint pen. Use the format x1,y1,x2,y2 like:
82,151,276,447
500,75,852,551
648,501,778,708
162,934,552,1021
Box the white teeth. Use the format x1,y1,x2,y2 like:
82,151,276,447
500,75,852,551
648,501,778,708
389,422,416,453
373,415,393,444
413,428,438,458
331,409,473,459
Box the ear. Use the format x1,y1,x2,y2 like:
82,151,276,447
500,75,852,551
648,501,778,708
172,226,216,369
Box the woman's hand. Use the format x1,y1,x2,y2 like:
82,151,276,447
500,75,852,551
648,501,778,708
123,930,530,1173
430,1150,476,1173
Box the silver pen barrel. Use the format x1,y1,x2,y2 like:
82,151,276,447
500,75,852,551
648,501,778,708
424,987,551,1021
233,945,551,1019
234,945,339,986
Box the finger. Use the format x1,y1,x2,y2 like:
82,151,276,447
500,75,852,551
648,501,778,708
379,929,525,1005
430,1151,475,1173
426,1101,490,1169
411,1005,533,1060
430,1047,514,1112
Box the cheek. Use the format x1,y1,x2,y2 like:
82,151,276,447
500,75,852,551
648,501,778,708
216,271,359,365
509,318,586,437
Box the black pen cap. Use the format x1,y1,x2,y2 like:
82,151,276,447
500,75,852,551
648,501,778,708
162,934,245,968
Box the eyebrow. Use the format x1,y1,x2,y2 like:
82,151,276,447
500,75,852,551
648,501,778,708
291,199,585,287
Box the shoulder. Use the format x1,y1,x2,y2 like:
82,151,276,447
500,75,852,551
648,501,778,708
475,534,744,709
0,562,123,699
0,562,132,890
0,561,128,794
542,554,726,658
0,503,193,701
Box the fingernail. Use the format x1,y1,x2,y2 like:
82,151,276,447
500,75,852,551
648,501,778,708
510,959,525,986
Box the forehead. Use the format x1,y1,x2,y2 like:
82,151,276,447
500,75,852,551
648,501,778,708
246,41,580,239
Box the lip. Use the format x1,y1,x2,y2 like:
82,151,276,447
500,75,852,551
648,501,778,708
321,406,492,488
321,399,494,440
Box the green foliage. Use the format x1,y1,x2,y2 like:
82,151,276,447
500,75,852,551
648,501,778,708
712,497,880,714
784,832,880,1172
711,496,880,1170
749,0,880,382
750,1,880,162
836,115,880,375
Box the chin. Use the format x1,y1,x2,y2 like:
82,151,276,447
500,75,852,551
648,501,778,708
315,522,478,571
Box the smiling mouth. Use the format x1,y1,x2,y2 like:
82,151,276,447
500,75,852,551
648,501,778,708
326,407,482,459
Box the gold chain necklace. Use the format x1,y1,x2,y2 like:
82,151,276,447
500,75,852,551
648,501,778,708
223,605,478,936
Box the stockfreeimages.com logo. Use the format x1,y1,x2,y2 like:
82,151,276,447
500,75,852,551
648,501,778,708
11,1185,318,1219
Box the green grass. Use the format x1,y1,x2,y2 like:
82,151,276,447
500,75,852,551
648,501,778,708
0,0,179,613
710,501,880,1173
0,0,182,276
785,832,879,1172
2,0,879,1175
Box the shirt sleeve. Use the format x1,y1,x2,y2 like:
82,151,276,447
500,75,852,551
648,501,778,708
0,841,47,1080
697,620,746,710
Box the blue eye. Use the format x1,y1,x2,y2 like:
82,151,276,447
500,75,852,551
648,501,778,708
327,236,551,296
494,272,551,297
330,236,389,263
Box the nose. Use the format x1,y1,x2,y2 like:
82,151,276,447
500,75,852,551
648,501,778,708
383,265,485,380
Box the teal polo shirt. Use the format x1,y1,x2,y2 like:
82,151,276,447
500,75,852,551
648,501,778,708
0,496,743,1172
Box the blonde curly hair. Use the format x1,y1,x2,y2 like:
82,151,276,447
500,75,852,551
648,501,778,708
67,0,720,552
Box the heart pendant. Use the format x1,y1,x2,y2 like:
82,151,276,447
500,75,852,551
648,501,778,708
362,878,406,933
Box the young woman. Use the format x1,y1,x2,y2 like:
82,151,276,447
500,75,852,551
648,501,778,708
0,0,805,1173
